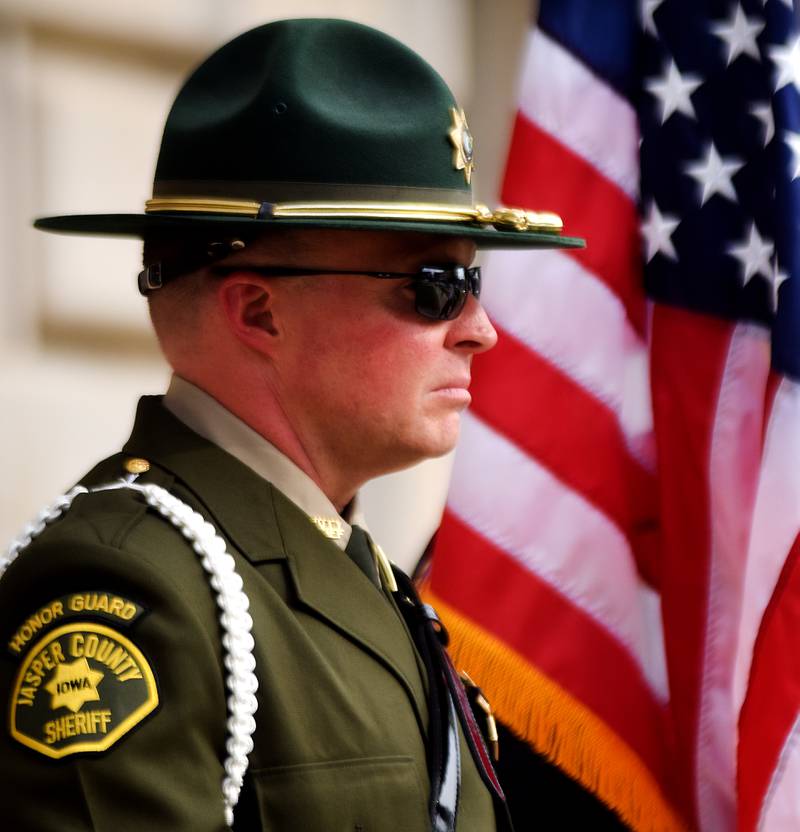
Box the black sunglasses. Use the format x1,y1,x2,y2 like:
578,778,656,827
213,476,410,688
211,264,482,321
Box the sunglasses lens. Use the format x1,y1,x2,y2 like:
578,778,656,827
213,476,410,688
413,280,467,320
468,267,481,300
411,266,481,320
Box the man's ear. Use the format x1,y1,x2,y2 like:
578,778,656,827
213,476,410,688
216,274,280,355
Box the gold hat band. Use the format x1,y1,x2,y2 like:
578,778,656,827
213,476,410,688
144,197,564,234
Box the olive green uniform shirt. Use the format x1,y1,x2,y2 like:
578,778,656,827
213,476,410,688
0,393,496,831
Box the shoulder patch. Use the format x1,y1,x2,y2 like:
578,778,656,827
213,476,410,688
8,592,146,656
9,621,158,759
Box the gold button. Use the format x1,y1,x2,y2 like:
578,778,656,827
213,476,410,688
124,458,150,474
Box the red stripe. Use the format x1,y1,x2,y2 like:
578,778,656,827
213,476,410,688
470,325,660,586
737,530,800,832
649,304,735,823
429,509,673,789
501,113,645,335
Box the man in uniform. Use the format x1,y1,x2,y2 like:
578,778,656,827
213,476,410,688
0,18,582,831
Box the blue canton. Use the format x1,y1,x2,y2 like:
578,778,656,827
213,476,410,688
639,0,800,378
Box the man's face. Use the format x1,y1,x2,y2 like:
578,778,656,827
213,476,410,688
229,229,497,481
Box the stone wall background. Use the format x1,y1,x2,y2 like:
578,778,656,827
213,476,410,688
0,0,534,570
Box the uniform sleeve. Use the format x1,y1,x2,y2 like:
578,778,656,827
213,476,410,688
0,517,232,832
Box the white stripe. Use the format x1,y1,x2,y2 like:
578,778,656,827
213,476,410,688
758,713,800,832
695,324,771,832
734,377,800,716
449,410,668,702
519,28,639,199
481,247,655,472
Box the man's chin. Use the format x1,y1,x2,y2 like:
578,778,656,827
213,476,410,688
410,418,462,462
373,440,456,482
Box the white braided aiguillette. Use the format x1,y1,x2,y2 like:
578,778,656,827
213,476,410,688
1,485,88,577
1,478,257,829
130,481,258,828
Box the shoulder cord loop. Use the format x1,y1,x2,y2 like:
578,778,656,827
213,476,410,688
1,477,257,829
1,485,89,573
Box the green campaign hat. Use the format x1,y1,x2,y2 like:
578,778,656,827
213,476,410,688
34,18,584,251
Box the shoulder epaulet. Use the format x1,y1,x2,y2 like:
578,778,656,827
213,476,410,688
2,459,256,829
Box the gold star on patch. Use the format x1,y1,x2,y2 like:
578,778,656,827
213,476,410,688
448,107,475,185
45,658,104,713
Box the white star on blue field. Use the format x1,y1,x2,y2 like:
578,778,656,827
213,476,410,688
639,0,800,376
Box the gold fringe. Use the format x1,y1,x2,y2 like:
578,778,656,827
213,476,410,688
423,589,688,832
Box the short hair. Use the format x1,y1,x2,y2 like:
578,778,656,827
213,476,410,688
142,234,217,345
141,228,317,277
142,230,285,344
142,231,232,274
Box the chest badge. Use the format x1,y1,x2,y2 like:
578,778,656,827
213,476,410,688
9,621,159,759
448,106,475,185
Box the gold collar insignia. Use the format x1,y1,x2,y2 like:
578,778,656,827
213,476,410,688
310,516,345,540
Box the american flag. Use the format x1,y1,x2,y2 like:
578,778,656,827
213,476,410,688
422,0,800,829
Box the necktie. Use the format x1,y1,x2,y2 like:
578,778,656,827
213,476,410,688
345,525,380,588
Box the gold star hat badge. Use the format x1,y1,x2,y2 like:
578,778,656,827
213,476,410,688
448,106,475,185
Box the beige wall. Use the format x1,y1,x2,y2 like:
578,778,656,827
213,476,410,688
0,0,533,570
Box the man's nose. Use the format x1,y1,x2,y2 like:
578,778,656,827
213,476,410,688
446,293,498,353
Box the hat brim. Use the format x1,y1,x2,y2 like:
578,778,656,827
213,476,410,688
33,213,585,250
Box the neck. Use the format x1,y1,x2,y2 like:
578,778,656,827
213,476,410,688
181,371,360,512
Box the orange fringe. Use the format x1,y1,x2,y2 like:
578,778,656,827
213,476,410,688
423,589,687,832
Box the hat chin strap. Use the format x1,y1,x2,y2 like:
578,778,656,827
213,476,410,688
144,196,565,234
2,476,258,830
136,198,566,295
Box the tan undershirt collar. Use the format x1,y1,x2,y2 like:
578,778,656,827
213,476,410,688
163,374,367,550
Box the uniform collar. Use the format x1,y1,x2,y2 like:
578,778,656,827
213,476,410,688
163,375,366,550
120,394,426,723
